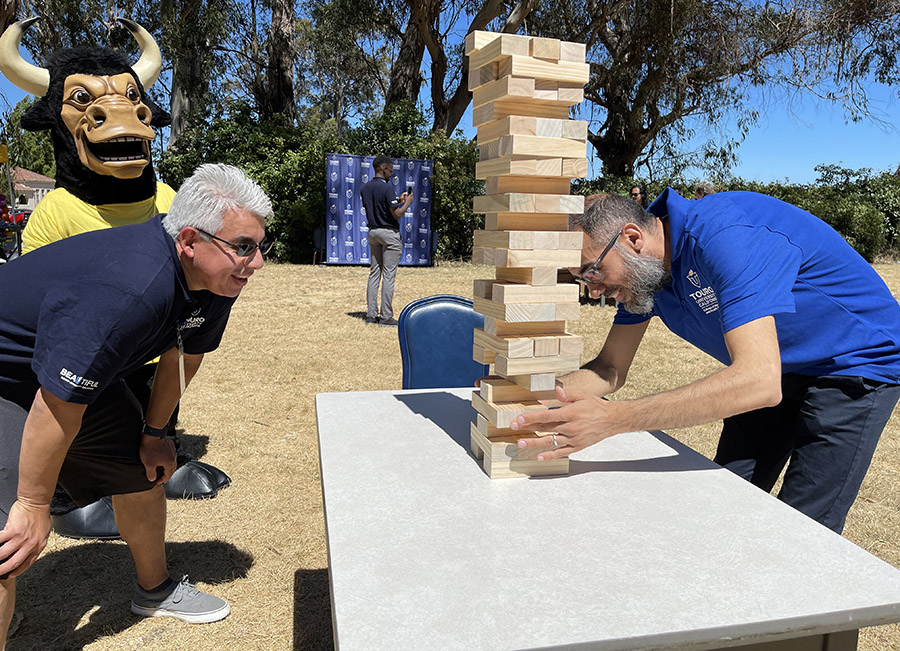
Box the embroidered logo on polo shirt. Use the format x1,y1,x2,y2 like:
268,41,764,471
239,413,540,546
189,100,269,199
59,367,99,391
686,270,720,315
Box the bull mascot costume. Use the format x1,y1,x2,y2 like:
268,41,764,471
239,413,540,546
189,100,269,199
0,17,230,540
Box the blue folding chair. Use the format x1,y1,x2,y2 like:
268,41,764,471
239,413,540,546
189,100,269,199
398,294,490,389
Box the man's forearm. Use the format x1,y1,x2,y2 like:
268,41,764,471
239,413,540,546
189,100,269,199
604,362,782,434
144,349,203,429
17,388,85,508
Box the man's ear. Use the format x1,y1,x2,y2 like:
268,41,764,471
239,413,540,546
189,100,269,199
178,227,200,258
621,222,645,253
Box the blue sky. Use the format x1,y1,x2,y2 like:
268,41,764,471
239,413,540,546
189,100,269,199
2,62,897,185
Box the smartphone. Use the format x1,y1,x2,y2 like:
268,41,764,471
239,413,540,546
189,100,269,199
406,182,415,196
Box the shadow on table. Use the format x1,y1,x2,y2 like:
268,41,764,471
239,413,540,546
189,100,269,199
394,391,475,452
293,568,334,651
568,430,720,476
10,540,253,651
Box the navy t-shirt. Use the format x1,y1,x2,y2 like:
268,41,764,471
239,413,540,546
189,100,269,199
0,216,236,408
614,188,900,383
361,177,400,230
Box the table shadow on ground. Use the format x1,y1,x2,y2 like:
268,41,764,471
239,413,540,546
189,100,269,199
293,568,334,651
10,540,253,651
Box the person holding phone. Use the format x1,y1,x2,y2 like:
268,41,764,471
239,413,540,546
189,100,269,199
361,154,415,327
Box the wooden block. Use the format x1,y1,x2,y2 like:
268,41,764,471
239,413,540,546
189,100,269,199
468,62,498,91
473,344,496,364
484,213,570,231
562,158,589,178
485,176,571,195
533,336,560,357
476,157,561,179
496,267,559,286
473,278,498,299
470,424,484,459
498,55,590,84
473,297,559,322
479,378,557,403
471,247,581,268
559,40,586,62
557,84,584,103
530,37,560,61
472,76,535,108
464,30,502,55
534,80,584,104
556,302,581,321
473,193,581,215
474,412,519,438
471,391,544,428
468,34,531,70
478,135,587,161
492,283,579,304
483,316,567,336
477,116,586,142
473,328,534,358
558,333,584,356
473,230,579,250
510,372,558,392
483,455,570,479
473,100,570,127
495,354,581,376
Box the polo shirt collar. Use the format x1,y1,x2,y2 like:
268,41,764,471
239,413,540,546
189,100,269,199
647,187,690,263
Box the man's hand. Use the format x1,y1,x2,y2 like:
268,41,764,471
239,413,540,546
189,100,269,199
0,499,51,577
510,385,621,461
140,435,177,484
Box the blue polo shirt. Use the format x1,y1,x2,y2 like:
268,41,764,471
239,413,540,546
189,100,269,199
0,216,236,408
614,188,900,383
361,177,401,231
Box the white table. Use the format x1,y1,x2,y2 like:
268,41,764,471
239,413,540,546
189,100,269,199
316,388,900,650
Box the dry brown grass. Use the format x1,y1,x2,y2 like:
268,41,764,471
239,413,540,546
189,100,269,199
10,261,900,650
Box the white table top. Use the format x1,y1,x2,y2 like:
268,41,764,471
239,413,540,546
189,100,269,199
316,388,900,650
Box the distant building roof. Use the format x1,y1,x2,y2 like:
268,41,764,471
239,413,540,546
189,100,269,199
11,167,54,183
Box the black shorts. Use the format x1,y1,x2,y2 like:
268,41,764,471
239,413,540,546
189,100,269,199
0,379,156,528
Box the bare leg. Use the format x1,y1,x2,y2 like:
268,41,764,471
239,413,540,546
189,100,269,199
0,576,15,650
112,485,168,590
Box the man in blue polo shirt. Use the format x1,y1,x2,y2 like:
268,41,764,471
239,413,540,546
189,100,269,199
0,163,273,640
361,154,415,326
512,190,900,534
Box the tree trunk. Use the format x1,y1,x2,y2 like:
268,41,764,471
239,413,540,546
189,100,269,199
385,9,424,107
0,0,16,33
264,0,296,125
164,0,210,149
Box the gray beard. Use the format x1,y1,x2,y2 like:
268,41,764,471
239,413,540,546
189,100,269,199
619,248,671,315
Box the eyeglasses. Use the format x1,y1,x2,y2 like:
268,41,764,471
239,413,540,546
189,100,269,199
630,192,641,197
572,230,620,284
195,227,274,257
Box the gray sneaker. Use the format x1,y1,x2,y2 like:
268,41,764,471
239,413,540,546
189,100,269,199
131,575,230,623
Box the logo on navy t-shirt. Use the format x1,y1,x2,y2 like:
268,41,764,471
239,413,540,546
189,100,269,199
686,269,719,315
59,367,99,391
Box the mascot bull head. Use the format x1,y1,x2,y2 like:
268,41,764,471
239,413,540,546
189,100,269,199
0,17,171,205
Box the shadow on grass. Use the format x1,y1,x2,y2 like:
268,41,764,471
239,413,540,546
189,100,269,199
345,311,368,321
11,540,253,651
293,568,333,651
174,429,210,460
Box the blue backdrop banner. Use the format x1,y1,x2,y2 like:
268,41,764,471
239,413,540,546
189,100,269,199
325,153,433,266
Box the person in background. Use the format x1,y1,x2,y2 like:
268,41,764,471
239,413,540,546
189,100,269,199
361,154,414,327
694,181,715,199
629,184,649,209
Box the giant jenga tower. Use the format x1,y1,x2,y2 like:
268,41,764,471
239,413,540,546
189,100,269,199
465,32,590,479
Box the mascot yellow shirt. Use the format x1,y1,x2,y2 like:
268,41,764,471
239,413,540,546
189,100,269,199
22,181,176,253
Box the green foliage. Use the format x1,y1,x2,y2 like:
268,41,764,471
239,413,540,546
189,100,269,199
574,165,900,262
0,97,55,178
158,100,480,262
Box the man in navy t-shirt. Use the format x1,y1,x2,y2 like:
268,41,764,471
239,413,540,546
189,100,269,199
0,163,273,638
512,190,900,534
360,154,414,326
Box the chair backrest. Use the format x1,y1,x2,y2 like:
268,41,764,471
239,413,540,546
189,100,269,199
398,294,490,390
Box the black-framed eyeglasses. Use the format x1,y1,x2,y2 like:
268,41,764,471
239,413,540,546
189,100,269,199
630,192,641,197
195,227,274,258
572,230,620,284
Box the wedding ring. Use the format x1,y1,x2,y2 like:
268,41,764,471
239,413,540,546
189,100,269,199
552,434,559,447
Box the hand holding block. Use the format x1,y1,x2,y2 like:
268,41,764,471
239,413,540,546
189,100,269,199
479,378,557,403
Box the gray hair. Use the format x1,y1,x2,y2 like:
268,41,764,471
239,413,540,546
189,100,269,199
570,193,659,242
163,163,273,240
695,181,715,197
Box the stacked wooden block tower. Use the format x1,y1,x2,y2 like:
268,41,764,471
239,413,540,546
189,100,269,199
465,31,590,479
